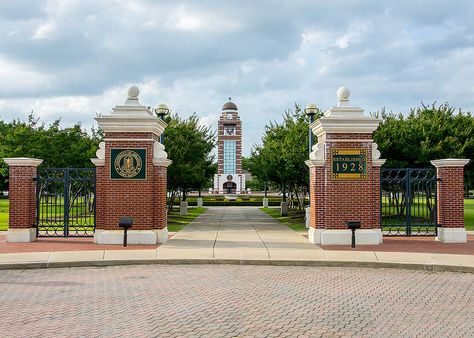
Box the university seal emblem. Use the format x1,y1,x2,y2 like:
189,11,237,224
114,150,143,178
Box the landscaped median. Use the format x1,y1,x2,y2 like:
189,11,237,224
260,207,307,232
167,207,207,232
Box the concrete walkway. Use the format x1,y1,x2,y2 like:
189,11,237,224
157,207,324,260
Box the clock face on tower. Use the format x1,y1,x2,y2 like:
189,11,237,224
226,113,233,119
224,125,236,136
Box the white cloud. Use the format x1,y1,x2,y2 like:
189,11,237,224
165,5,242,33
0,0,473,155
32,21,57,40
0,56,52,94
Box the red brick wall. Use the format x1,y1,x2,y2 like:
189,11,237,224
309,134,382,230
309,166,325,229
436,166,465,228
95,136,167,230
8,166,37,229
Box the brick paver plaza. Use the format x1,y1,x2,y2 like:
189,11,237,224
1,264,472,337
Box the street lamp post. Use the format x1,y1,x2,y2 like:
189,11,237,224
304,104,318,155
304,104,319,228
154,103,170,144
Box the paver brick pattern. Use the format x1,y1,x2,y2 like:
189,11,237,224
0,265,473,337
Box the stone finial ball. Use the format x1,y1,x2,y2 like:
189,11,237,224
337,87,350,100
127,86,139,98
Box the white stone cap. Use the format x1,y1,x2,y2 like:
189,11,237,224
311,87,381,138
3,157,43,167
95,86,166,137
324,87,365,118
430,159,470,168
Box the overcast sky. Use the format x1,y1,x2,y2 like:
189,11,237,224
1,1,473,155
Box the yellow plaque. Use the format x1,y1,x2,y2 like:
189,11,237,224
331,148,367,180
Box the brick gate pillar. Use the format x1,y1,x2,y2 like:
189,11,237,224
3,158,43,242
306,87,385,245
91,86,172,245
431,159,470,243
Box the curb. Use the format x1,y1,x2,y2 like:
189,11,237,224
0,258,472,273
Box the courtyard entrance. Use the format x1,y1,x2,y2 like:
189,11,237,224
223,181,237,194
381,168,437,236
36,168,96,237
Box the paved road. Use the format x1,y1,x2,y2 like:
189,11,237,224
0,265,472,337
158,207,324,260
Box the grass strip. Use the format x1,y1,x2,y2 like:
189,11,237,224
167,207,207,232
465,199,474,231
260,207,307,232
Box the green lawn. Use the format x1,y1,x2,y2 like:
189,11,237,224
465,199,474,231
0,199,8,231
260,207,307,232
167,207,207,232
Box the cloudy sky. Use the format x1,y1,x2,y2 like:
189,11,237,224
1,1,473,155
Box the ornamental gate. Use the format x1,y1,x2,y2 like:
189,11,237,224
381,168,438,236
36,168,96,237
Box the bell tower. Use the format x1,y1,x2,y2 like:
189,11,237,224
214,98,245,194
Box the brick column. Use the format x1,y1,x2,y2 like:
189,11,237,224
91,86,171,245
3,158,43,242
431,159,470,243
306,87,385,245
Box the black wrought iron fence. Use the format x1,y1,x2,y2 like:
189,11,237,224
36,168,96,237
381,168,437,236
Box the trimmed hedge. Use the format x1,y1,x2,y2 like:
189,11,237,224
186,201,282,207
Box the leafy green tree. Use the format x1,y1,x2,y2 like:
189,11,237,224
248,105,322,210
163,113,216,210
0,113,101,191
373,102,474,193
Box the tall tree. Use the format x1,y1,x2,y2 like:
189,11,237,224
0,113,101,191
248,105,321,210
373,102,474,192
163,113,216,210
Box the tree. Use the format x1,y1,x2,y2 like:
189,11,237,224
248,104,322,210
0,113,101,191
373,102,474,192
163,113,216,211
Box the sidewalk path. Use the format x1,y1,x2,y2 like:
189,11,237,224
157,207,324,260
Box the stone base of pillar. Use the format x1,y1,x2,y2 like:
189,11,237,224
197,198,203,208
6,228,37,243
280,202,288,216
180,201,188,216
436,227,467,243
94,228,168,245
308,227,382,245
305,207,310,229
262,198,269,208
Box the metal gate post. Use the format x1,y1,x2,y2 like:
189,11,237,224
406,169,411,236
64,168,70,237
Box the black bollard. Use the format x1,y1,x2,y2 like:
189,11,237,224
118,217,134,247
346,221,361,248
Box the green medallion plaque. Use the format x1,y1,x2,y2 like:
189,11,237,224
110,149,146,180
331,149,367,180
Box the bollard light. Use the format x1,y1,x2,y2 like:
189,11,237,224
347,221,361,248
118,217,134,247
